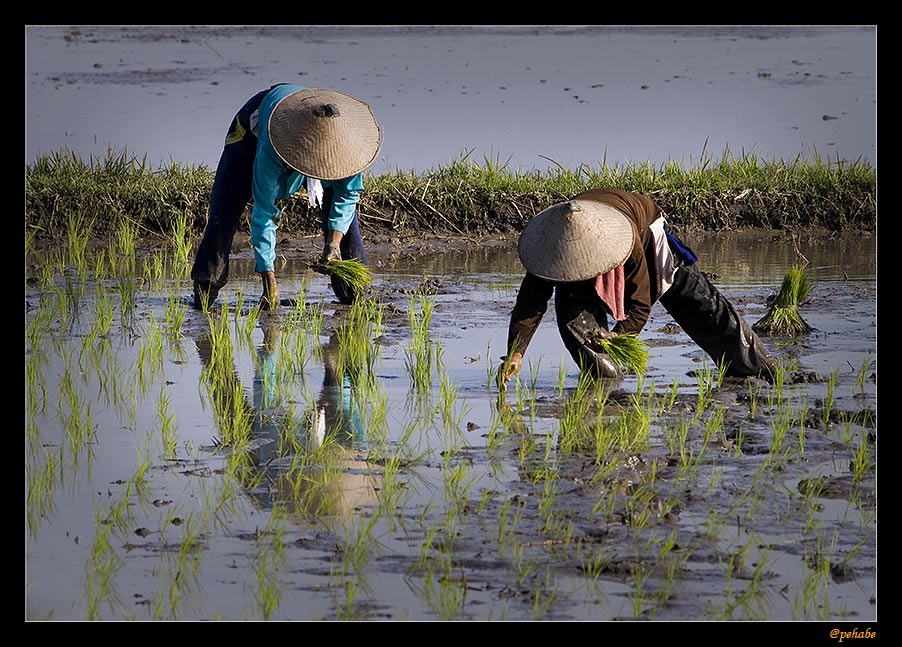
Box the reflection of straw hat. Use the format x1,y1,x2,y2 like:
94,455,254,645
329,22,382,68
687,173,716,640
517,199,634,282
268,88,382,180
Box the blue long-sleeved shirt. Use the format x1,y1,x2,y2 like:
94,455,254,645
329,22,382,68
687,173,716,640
251,84,364,273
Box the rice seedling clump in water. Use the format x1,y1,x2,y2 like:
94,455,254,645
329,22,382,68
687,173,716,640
587,332,649,374
753,265,813,336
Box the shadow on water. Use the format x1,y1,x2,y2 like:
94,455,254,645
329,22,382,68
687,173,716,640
25,232,876,621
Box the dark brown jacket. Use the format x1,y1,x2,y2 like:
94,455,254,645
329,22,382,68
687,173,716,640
507,188,664,356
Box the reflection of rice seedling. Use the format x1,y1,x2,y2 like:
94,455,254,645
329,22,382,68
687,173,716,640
753,266,813,336
326,259,372,296
586,332,649,374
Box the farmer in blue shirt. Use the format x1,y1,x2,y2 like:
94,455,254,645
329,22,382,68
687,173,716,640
191,84,382,310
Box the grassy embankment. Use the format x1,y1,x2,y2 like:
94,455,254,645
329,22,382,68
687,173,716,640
25,147,876,249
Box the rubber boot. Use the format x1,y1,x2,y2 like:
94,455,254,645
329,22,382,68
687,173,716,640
259,271,280,311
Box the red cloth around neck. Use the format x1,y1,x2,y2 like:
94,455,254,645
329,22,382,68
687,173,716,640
595,264,626,321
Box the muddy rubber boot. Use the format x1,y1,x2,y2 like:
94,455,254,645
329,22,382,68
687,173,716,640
193,281,219,311
259,271,280,311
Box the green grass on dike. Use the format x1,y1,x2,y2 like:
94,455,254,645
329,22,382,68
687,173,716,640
26,146,876,247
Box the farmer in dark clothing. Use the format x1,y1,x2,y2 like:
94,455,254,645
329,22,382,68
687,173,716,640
191,83,382,310
499,188,777,385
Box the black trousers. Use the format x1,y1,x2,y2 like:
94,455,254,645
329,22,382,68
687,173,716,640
659,262,776,378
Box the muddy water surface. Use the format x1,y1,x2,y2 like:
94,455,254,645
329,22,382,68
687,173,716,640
25,232,876,624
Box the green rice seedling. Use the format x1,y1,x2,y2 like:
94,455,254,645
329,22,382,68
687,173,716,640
580,543,614,581
438,371,469,434
83,516,125,620
531,567,558,620
511,541,538,587
142,253,165,283
92,248,109,281
325,258,372,298
170,210,194,273
747,381,761,419
850,437,873,484
483,342,498,387
585,331,649,374
404,291,436,392
116,276,141,325
251,529,288,621
822,367,840,426
26,449,58,536
556,376,595,455
628,562,651,619
694,362,715,417
157,386,177,459
557,361,568,396
853,353,873,395
766,361,788,410
796,398,811,458
164,290,187,339
793,553,832,620
659,377,680,414
26,373,47,448
715,355,729,388
61,275,85,322
703,406,725,447
65,213,95,270
37,260,55,289
769,404,792,459
716,545,774,621
753,265,813,336
496,496,526,555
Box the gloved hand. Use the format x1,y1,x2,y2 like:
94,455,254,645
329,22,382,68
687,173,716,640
320,243,341,265
585,328,618,352
497,352,523,390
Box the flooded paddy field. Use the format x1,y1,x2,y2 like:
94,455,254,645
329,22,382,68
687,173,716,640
25,230,876,623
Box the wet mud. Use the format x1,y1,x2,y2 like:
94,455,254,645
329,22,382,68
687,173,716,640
25,231,877,623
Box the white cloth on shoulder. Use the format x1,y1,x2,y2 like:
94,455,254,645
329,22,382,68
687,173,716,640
306,177,324,208
650,216,678,298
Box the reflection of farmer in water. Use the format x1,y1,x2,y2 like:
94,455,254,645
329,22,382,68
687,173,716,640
196,319,379,517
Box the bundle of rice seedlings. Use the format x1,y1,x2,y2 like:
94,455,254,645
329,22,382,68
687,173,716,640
587,331,649,374
325,258,372,295
753,265,813,336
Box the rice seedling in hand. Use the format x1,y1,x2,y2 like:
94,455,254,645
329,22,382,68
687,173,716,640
586,331,649,375
314,258,372,299
753,265,813,336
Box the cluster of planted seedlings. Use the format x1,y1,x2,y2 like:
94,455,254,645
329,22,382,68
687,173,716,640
754,265,814,336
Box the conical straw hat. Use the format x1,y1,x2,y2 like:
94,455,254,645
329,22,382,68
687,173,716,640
517,199,634,282
268,88,382,180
